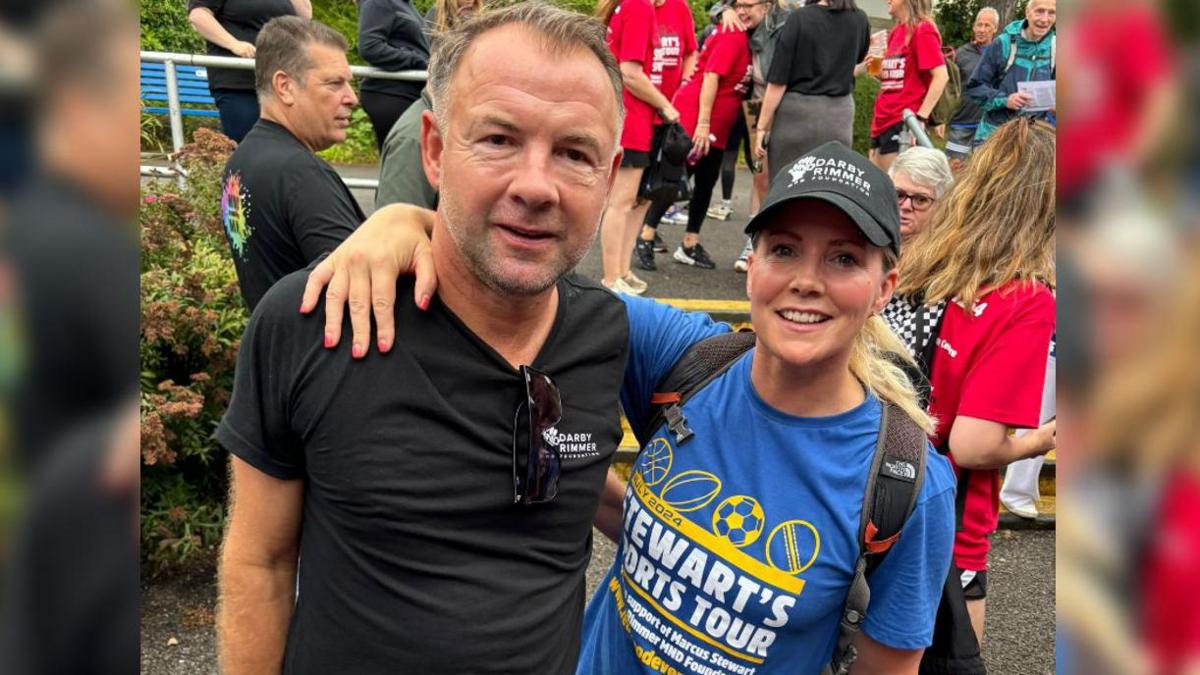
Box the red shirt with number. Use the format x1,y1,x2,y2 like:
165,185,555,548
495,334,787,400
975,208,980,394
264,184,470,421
607,0,659,152
870,20,944,137
672,28,751,150
651,0,698,125
927,282,1055,571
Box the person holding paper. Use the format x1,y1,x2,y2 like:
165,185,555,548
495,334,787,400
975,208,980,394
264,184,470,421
964,0,1056,145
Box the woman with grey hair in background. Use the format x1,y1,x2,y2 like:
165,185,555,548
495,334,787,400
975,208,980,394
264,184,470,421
888,146,953,242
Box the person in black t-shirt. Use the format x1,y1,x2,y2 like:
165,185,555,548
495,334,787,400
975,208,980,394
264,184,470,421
187,0,309,143
215,5,627,673
219,17,365,311
751,0,870,183
357,0,430,151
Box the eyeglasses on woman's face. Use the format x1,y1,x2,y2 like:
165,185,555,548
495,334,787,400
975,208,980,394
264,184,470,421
895,188,936,211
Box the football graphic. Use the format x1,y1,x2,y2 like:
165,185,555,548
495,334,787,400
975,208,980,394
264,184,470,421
712,495,765,547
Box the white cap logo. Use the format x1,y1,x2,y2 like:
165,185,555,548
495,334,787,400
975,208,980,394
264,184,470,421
786,155,873,197
787,156,818,187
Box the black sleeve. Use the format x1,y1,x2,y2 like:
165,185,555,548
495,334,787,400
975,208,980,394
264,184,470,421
856,11,870,63
216,279,306,480
358,0,429,71
187,0,224,13
286,164,361,264
766,11,800,85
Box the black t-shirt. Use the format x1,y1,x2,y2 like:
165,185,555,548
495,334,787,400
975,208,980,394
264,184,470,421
220,119,364,311
767,5,870,97
187,0,296,91
2,173,138,468
218,271,630,674
358,0,429,99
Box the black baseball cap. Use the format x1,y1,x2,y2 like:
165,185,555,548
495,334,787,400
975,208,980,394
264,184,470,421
744,141,901,256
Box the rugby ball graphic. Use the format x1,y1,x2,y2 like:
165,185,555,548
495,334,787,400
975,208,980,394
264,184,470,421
658,470,722,513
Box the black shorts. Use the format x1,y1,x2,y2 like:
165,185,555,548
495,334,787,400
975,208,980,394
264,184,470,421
621,149,651,168
870,121,906,155
961,568,988,600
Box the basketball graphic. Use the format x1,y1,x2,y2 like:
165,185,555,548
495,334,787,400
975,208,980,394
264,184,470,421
765,520,821,575
640,437,673,487
711,496,765,547
659,470,722,513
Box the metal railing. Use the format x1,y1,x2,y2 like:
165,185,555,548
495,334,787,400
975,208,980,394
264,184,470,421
140,50,427,192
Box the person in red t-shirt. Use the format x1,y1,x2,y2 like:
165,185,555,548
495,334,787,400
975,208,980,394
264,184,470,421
632,0,763,272
596,0,696,296
867,0,947,171
883,119,1057,646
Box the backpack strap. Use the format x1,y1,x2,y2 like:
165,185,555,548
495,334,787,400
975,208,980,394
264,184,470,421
1005,36,1018,74
640,330,757,446
824,401,929,675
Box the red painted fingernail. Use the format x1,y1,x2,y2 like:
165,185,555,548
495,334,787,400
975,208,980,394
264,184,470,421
324,334,335,348
418,295,431,311
352,343,364,359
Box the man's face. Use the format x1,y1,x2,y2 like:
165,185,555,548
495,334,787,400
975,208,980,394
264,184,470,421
279,42,357,152
421,24,621,297
1026,0,1057,41
972,14,997,45
746,202,896,375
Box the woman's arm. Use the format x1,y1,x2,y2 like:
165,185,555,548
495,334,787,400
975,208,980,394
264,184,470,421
593,469,627,543
299,204,438,355
188,7,256,57
915,64,948,120
752,81,785,159
358,1,429,71
690,72,720,156
621,61,679,122
948,416,1055,470
848,634,922,675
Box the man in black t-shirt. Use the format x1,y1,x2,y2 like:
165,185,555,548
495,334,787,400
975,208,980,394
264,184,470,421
216,5,628,673
220,16,365,311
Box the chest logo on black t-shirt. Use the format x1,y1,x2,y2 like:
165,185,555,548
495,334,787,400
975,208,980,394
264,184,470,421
542,425,600,460
221,171,254,260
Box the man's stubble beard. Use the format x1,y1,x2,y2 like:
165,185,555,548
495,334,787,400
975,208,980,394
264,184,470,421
438,178,599,297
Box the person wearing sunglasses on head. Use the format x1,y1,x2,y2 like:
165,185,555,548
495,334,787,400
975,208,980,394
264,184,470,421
215,5,633,673
886,146,953,243
305,143,957,675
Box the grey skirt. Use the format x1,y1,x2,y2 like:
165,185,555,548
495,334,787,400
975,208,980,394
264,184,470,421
766,91,855,184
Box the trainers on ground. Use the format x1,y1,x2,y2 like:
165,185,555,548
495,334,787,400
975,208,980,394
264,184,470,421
733,237,753,273
623,271,648,293
706,200,733,221
634,238,657,271
602,276,643,296
653,232,668,253
673,242,716,269
663,206,690,226
1001,498,1039,520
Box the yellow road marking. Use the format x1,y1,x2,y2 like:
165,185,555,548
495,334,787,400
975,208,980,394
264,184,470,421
654,298,750,313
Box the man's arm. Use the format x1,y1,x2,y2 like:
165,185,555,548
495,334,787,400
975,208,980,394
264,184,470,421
965,39,1009,111
948,416,1055,470
218,457,304,675
849,634,923,675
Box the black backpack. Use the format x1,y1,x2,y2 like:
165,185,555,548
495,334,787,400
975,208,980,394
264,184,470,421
639,331,930,675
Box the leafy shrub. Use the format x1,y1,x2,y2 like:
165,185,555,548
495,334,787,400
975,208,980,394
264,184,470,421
140,0,205,52
318,107,381,165
852,74,879,157
140,129,247,572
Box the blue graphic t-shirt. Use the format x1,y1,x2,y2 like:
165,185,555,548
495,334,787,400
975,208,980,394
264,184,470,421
578,296,956,675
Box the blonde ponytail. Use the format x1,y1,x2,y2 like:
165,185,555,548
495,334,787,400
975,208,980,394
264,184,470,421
850,315,937,436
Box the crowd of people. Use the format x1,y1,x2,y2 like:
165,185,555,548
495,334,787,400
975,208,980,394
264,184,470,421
175,0,1064,672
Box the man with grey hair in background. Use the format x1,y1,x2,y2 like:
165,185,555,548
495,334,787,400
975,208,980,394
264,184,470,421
943,6,999,167
216,3,627,673
219,15,364,311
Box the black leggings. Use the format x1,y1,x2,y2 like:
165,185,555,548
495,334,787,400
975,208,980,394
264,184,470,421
644,148,725,235
720,112,752,201
361,88,421,152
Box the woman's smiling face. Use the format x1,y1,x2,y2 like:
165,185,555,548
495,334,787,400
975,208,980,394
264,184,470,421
746,200,897,374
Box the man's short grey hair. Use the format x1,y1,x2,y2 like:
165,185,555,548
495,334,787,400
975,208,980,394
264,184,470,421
889,147,955,198
976,6,1000,24
426,1,624,140
254,16,349,100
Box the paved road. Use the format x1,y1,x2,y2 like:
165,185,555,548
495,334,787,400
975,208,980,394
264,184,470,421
140,528,1054,674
